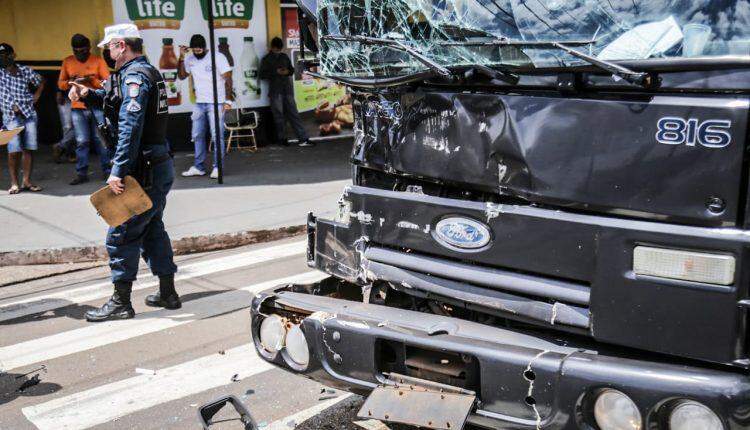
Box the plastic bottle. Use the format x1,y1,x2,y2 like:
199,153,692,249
159,38,181,106
235,36,260,106
219,37,234,67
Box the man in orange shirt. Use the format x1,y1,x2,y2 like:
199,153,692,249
58,34,111,185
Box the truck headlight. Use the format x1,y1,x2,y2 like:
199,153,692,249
669,401,723,430
593,389,642,430
633,246,735,286
259,314,287,353
284,324,310,367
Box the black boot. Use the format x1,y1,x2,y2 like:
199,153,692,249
85,282,135,322
145,274,181,309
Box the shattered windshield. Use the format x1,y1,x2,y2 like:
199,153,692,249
317,0,750,77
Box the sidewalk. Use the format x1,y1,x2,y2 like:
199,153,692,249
0,139,352,257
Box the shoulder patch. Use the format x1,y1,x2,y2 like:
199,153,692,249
124,75,143,85
128,83,140,98
126,99,142,112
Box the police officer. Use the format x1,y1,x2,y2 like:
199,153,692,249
69,24,180,322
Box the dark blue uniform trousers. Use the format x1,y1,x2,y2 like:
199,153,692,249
106,159,178,283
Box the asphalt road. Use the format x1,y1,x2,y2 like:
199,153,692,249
0,238,389,430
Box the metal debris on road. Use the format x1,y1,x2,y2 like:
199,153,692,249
16,374,41,392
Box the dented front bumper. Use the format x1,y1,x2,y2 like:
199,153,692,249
250,185,750,428
251,285,750,429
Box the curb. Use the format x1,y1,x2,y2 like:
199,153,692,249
0,225,306,267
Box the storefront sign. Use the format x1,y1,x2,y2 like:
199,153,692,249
125,0,186,29
113,0,269,113
199,0,254,29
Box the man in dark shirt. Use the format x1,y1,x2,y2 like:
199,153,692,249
259,37,310,147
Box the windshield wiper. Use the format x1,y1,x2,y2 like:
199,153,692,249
323,35,455,79
322,35,520,85
440,38,655,87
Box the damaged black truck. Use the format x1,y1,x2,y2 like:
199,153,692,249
250,1,750,429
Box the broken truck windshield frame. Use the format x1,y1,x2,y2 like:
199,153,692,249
317,0,750,79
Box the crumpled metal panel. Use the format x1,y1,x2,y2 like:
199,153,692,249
353,90,749,225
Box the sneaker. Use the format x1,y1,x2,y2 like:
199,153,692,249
210,167,219,179
181,166,206,177
298,140,315,147
69,175,89,185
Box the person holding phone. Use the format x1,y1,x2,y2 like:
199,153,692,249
177,34,233,179
0,43,44,194
58,34,111,185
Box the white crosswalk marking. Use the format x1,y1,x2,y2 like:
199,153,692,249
266,394,354,430
21,345,274,430
0,240,305,323
0,271,326,372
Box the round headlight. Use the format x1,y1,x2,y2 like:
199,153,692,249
285,324,310,367
669,401,723,430
259,314,287,353
593,389,642,430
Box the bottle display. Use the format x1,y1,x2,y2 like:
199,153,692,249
159,38,181,106
235,36,261,106
219,37,234,67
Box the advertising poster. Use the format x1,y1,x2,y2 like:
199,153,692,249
112,0,270,113
281,6,353,138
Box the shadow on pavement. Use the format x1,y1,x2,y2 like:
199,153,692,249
0,289,231,327
0,369,62,406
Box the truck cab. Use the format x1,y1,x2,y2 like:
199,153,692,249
251,1,750,428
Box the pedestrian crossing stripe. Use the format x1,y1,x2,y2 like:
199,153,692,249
0,240,305,324
22,345,273,430
0,271,326,372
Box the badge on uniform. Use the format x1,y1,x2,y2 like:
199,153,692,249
128,83,140,98
127,99,141,112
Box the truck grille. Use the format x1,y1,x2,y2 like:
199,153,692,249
363,246,591,330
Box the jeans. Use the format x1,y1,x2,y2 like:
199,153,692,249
191,103,225,171
72,108,111,176
56,100,76,154
3,112,38,153
270,92,308,143
107,158,177,283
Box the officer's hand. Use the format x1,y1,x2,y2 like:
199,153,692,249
68,82,89,102
107,175,125,195
223,102,232,112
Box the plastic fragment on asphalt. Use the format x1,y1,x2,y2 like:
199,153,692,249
16,374,41,392
135,368,156,376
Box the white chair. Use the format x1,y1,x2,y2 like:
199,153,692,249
224,108,259,153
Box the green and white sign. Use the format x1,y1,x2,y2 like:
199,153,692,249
199,0,254,28
125,0,186,28
113,0,269,112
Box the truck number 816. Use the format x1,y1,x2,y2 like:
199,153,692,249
656,117,732,148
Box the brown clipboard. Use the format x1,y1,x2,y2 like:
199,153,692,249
90,176,153,227
0,127,24,146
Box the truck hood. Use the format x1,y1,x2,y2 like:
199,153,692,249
353,89,750,226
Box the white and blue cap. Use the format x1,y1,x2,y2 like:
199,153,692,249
97,23,141,48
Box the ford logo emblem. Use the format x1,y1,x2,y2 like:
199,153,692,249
433,217,491,251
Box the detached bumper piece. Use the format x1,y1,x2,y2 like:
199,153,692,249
251,283,750,429
358,373,475,430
